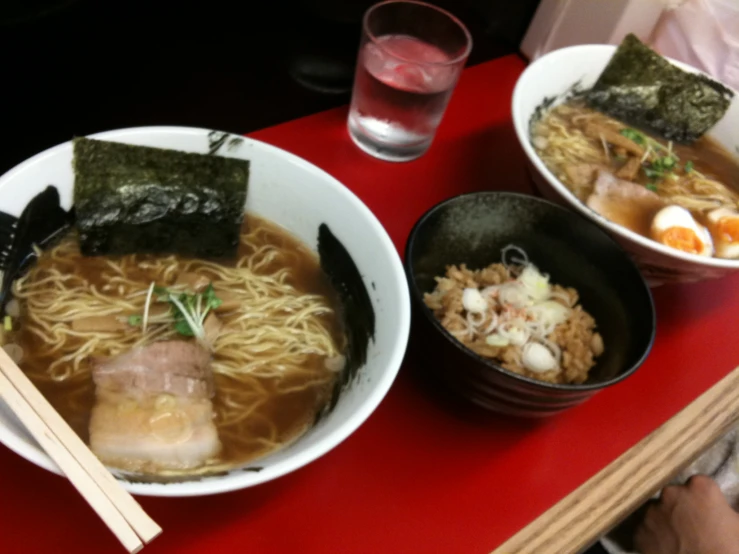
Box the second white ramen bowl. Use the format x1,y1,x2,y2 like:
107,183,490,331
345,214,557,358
512,44,739,286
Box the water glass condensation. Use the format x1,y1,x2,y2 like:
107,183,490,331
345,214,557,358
347,1,472,162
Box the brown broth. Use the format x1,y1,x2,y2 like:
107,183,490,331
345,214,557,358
12,214,345,476
535,101,739,249
672,137,739,193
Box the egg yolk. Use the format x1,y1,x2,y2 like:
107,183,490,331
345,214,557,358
716,217,739,243
660,226,704,254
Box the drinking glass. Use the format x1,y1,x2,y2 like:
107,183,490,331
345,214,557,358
347,0,472,162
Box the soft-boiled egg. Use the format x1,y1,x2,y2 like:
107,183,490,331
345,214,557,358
706,208,739,259
650,205,713,257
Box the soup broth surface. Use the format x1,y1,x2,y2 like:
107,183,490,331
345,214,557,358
10,214,345,476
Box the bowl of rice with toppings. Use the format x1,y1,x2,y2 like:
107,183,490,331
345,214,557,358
423,247,604,385
405,191,656,417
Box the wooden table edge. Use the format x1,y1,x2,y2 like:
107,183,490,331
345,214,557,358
492,365,739,553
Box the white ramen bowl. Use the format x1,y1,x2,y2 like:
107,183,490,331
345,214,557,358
512,44,739,286
0,126,411,496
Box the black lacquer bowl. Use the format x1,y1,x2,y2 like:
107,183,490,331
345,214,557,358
404,192,656,417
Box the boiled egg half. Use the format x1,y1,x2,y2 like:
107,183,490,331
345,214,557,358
705,208,739,259
650,205,713,257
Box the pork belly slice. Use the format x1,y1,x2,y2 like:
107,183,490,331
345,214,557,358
586,170,665,237
89,341,221,474
92,340,215,399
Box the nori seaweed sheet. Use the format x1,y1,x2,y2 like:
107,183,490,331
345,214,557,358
73,138,249,258
586,34,734,144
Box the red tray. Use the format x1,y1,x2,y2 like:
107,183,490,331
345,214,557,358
2,54,739,554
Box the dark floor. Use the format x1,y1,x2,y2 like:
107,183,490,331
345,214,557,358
0,2,611,552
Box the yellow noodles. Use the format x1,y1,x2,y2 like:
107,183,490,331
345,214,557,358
534,101,739,212
12,219,344,474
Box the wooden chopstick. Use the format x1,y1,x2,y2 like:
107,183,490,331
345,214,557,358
492,364,739,554
0,348,162,552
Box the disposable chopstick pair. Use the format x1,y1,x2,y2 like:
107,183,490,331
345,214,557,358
0,347,162,553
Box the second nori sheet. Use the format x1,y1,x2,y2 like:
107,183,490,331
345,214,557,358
73,137,249,258
586,34,734,144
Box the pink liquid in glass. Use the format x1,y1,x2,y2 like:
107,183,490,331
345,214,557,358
348,35,459,161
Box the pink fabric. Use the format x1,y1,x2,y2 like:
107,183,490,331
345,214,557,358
650,0,739,90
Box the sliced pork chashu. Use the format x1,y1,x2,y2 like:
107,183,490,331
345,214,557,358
89,341,221,474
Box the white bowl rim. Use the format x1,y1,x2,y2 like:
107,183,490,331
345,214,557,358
0,125,412,496
512,43,739,269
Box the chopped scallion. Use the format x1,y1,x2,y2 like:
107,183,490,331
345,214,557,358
620,128,646,145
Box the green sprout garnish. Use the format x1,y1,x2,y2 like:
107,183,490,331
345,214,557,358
617,128,710,184
161,284,222,340
133,282,222,342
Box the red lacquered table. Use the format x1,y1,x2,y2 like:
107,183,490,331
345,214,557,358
3,55,739,554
